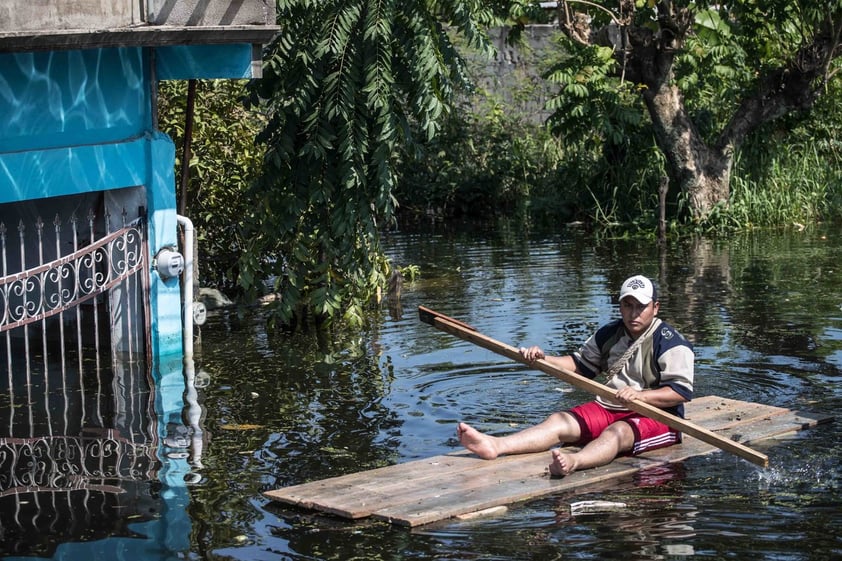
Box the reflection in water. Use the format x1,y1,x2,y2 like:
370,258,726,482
177,357,206,476
575,466,698,559
0,356,161,558
0,353,203,559
185,226,842,561
0,194,185,557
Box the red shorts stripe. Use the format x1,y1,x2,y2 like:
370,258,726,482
568,401,681,456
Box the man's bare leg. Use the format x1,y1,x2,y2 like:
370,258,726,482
457,411,581,460
549,421,635,476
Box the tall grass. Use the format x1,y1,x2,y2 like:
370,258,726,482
724,142,841,230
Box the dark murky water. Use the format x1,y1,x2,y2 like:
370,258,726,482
4,222,842,559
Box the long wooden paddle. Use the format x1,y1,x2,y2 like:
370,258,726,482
418,305,769,468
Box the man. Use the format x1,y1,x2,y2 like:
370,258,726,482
457,274,694,476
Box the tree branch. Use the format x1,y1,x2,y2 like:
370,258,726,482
562,0,621,25
820,16,842,89
717,15,842,153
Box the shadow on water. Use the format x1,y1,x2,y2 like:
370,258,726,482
2,222,842,560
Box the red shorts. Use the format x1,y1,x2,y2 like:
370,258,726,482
568,401,681,455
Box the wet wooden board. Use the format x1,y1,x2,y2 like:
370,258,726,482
264,396,831,527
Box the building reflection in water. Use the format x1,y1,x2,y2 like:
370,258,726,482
0,354,206,558
0,204,209,557
0,353,160,556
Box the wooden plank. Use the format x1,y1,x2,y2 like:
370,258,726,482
373,458,642,526
264,455,478,518
264,397,831,527
714,408,832,445
265,452,543,519
375,408,831,527
373,440,709,526
266,396,742,518
301,395,787,517
266,452,550,521
685,395,791,427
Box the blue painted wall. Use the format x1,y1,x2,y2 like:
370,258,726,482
0,43,256,360
0,47,182,368
0,48,149,153
0,40,256,438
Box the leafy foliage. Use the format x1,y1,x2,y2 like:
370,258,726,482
396,94,564,220
541,0,842,224
718,82,842,232
242,0,494,328
540,33,666,227
157,80,266,292
675,8,752,142
156,0,842,312
544,40,643,149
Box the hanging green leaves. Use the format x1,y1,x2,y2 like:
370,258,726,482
242,0,493,328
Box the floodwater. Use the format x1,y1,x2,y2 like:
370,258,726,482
3,221,842,560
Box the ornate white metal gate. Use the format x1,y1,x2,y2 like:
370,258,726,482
0,208,150,363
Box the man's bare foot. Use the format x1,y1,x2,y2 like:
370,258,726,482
549,448,577,476
456,422,499,460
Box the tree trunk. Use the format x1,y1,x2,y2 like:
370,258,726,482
595,5,734,222
621,15,733,221
642,77,732,220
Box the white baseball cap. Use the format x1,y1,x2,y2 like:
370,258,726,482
619,275,656,305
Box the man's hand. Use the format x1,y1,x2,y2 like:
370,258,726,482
519,346,545,363
614,386,642,404
615,386,687,408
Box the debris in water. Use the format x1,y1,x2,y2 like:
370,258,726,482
569,500,628,514
219,423,265,430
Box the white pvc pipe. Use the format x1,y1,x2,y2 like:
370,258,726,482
177,214,194,361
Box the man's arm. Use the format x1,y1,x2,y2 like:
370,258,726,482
519,346,578,374
613,385,687,408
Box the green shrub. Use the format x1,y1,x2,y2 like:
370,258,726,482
157,80,267,294
396,94,564,220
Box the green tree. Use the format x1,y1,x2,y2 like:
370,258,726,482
241,0,494,327
545,0,842,221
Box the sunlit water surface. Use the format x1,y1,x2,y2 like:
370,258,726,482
6,223,842,560
196,224,841,561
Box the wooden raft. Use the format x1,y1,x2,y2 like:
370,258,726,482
264,396,831,527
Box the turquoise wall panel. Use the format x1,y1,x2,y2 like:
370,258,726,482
146,131,184,361
0,48,149,153
0,140,146,204
155,43,257,80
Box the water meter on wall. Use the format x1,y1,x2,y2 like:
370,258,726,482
192,301,207,325
155,247,184,279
